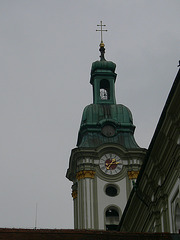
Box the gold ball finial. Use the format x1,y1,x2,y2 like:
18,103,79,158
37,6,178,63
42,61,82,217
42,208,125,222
100,41,105,48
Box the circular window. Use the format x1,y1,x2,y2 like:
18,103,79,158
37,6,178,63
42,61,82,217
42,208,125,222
105,185,119,197
101,125,116,137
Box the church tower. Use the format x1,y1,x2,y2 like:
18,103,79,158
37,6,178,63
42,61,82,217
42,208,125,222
66,23,146,230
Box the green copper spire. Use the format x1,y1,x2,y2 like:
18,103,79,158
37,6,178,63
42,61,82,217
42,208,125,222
90,45,117,104
76,23,140,149
90,22,117,105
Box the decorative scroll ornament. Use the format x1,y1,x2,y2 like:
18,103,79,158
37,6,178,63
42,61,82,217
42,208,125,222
128,171,139,180
72,190,77,199
76,170,95,180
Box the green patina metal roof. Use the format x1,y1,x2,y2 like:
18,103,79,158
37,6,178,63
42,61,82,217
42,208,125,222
78,132,139,149
77,104,139,149
81,104,133,126
90,44,117,86
76,43,140,149
91,59,116,74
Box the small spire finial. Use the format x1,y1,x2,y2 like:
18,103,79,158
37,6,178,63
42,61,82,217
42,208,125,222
177,60,180,67
96,21,107,61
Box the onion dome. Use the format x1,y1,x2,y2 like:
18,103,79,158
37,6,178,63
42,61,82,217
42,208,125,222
90,43,116,85
77,104,139,149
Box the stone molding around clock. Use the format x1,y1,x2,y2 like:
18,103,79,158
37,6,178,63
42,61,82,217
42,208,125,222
76,170,96,180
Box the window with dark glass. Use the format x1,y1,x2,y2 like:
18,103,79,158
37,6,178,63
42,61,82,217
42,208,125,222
105,185,118,197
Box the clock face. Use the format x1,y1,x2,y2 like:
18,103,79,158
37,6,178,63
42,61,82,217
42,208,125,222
99,153,122,175
101,125,115,137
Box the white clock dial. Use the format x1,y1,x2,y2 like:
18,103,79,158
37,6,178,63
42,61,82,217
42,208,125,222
99,153,122,175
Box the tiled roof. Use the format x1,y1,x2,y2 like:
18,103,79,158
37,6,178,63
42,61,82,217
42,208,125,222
0,228,178,240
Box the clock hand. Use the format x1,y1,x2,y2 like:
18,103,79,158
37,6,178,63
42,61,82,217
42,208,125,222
106,158,116,170
106,161,120,169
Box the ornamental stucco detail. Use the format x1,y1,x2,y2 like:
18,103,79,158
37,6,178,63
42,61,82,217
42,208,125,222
72,190,77,199
76,170,95,180
128,171,139,180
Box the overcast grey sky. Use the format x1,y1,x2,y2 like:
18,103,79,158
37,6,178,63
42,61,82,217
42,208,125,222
0,0,179,229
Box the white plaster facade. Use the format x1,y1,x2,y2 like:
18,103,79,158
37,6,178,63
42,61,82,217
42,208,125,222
96,177,125,229
67,146,146,230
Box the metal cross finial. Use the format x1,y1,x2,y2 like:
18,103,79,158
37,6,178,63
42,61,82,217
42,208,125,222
96,21,107,43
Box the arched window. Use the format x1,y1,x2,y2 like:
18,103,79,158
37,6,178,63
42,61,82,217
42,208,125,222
105,207,119,231
175,204,180,233
100,79,110,100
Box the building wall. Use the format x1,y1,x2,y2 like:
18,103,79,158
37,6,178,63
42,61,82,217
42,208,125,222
168,178,180,233
118,69,180,233
96,176,126,229
69,146,146,230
